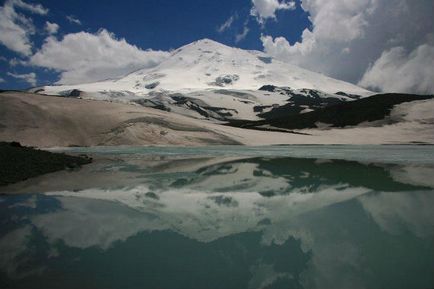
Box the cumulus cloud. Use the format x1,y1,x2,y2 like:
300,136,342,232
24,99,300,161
251,0,295,24
0,77,5,83
66,15,81,25
7,72,37,86
260,0,434,94
0,0,48,56
217,14,236,33
30,29,170,84
359,45,434,94
44,21,59,35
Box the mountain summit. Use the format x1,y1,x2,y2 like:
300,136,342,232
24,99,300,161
40,38,371,96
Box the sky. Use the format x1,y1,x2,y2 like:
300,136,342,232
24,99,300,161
0,0,433,94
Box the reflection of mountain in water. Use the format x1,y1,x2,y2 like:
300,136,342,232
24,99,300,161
0,155,433,289
162,157,430,196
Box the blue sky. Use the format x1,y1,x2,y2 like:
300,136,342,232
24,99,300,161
0,0,433,94
0,0,310,89
42,0,310,51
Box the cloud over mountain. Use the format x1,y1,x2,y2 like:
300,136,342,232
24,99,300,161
250,0,295,24
30,29,170,84
359,44,434,94
260,0,434,94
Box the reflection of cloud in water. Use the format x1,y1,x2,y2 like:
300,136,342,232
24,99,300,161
389,165,434,188
1,189,433,288
359,191,434,237
33,188,433,289
31,197,163,249
0,226,31,277
295,191,434,289
301,240,363,289
248,263,292,289
1,153,434,288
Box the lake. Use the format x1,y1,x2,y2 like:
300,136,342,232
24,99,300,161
1,145,433,289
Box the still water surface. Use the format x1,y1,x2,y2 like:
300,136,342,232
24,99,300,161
0,145,433,289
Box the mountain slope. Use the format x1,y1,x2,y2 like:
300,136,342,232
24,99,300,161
225,94,434,130
0,92,241,147
2,91,434,146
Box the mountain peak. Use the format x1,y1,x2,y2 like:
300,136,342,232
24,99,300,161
193,38,225,45
195,38,217,43
181,38,232,51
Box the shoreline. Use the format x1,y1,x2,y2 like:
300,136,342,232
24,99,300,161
0,142,92,187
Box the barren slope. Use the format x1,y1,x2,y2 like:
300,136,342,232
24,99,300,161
1,92,433,147
0,92,240,147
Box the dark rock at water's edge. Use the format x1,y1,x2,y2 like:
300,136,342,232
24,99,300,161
0,142,92,187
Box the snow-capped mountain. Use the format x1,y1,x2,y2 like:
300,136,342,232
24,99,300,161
37,39,373,121
112,39,370,94
41,39,370,95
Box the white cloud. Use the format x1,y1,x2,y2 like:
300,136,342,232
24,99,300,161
251,0,295,24
9,57,26,66
66,15,81,25
235,24,250,43
0,0,48,56
9,0,47,15
44,21,59,35
260,0,434,94
0,77,5,83
7,71,37,86
30,29,170,84
217,14,236,33
359,44,434,94
218,14,250,44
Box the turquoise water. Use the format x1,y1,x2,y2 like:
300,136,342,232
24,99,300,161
0,145,433,289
